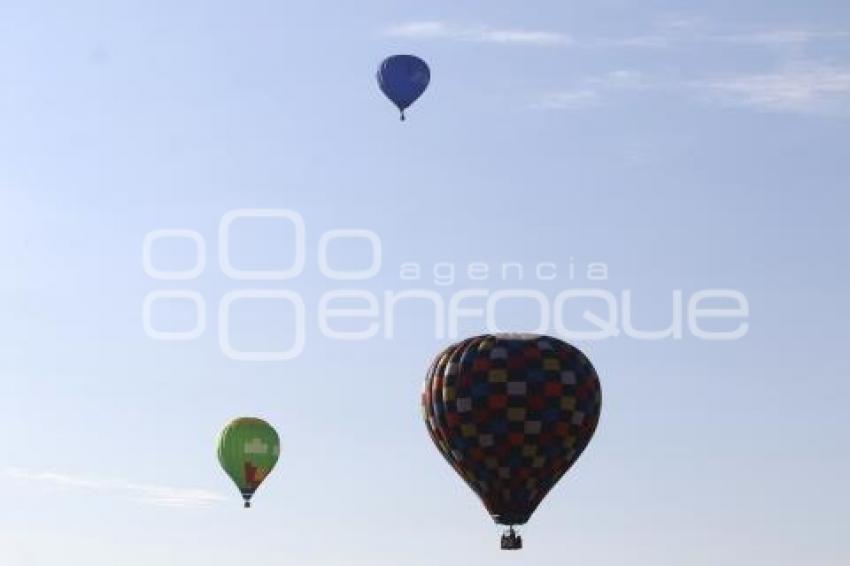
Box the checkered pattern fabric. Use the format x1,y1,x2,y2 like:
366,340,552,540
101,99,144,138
422,334,602,526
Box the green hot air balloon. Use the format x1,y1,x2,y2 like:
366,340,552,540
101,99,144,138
217,417,280,508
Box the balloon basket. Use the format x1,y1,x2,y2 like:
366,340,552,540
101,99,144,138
500,527,523,551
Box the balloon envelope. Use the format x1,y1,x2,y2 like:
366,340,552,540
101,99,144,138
422,334,602,526
377,55,430,119
217,417,280,507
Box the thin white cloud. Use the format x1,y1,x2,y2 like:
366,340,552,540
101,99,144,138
714,29,850,46
639,15,848,47
386,19,850,52
697,64,850,113
5,467,227,507
538,65,850,115
595,27,850,49
384,21,571,46
592,35,672,49
533,89,600,110
586,70,651,90
387,20,850,115
655,15,707,32
534,70,650,110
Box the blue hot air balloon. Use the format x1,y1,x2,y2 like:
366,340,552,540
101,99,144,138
377,55,430,121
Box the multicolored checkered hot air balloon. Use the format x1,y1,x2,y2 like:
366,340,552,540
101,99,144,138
422,334,602,550
217,417,280,508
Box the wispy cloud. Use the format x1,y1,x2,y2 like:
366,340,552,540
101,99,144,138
593,27,850,50
696,64,850,113
387,19,850,116
592,35,672,49
384,21,571,46
714,29,850,46
5,467,227,507
533,70,651,110
537,65,850,115
534,89,600,110
586,70,651,90
385,20,849,51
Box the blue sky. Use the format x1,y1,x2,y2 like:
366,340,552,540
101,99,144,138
1,1,849,564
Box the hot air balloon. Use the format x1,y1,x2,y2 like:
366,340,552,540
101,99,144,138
377,54,430,121
217,417,280,508
422,334,602,550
